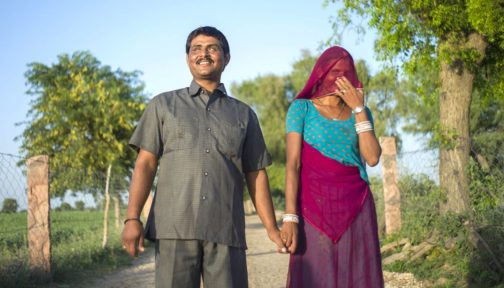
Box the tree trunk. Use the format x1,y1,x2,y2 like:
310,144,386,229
439,33,487,213
102,164,112,249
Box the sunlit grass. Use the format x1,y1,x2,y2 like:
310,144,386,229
0,210,133,287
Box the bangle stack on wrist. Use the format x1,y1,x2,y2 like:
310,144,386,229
355,120,373,134
282,213,300,224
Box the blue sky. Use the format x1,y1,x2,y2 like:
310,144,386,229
0,0,381,156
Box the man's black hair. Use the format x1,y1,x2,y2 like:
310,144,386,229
186,26,230,55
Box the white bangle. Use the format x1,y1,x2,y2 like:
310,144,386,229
354,120,371,128
282,214,299,223
357,127,373,134
355,120,373,134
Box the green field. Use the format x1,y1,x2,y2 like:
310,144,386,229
0,210,134,287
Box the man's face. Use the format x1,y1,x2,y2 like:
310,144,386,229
187,35,230,82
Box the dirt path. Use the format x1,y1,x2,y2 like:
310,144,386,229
85,214,426,288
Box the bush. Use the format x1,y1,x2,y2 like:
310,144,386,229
267,162,286,211
75,201,85,211
1,198,18,213
59,202,72,211
380,164,504,287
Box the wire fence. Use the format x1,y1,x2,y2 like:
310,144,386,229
0,153,27,212
0,152,132,286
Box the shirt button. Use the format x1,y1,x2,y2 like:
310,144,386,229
202,196,207,200
204,172,208,176
207,127,211,131
205,149,210,153
206,108,211,111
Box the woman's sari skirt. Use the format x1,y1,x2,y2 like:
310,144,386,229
286,142,383,288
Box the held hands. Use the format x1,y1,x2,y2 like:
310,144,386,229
334,76,364,110
121,219,145,257
280,221,298,254
267,227,289,254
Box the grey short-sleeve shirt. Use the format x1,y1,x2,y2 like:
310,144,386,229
129,81,272,249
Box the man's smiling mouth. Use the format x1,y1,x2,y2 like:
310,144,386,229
197,58,212,65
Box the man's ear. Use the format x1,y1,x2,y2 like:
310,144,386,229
224,54,231,67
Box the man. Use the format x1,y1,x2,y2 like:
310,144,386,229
121,26,285,288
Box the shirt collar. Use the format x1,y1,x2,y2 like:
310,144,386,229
189,80,228,97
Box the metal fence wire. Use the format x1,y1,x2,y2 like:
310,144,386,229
0,152,27,213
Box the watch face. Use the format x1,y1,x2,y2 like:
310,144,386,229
354,106,364,113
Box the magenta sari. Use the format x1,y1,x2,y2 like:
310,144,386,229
299,141,369,242
287,142,384,288
286,46,383,287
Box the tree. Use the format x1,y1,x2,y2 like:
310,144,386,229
18,51,147,246
1,198,18,213
231,51,317,196
231,50,319,163
325,0,504,213
231,75,290,163
75,200,85,211
59,202,72,211
355,60,404,147
18,51,146,196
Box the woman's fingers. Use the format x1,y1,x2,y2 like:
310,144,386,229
281,223,298,253
334,76,364,108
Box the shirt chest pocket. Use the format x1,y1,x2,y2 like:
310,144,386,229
214,121,245,157
172,115,199,150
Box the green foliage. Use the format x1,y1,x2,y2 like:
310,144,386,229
324,0,504,148
231,75,290,162
58,202,72,211
377,167,504,286
267,163,286,211
398,174,445,242
356,60,404,147
0,210,132,287
231,50,318,164
369,176,385,236
380,174,467,282
75,200,85,211
467,158,504,286
18,51,147,197
288,49,318,98
324,0,504,66
1,198,18,213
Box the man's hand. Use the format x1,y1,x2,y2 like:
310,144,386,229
280,222,298,254
121,220,145,257
267,227,288,254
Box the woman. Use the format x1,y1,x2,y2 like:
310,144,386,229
281,46,384,287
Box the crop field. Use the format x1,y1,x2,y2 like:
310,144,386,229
0,210,131,287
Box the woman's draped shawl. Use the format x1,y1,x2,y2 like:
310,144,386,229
300,140,369,242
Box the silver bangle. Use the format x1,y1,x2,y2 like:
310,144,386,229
282,214,299,223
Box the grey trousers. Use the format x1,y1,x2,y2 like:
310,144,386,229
155,239,248,288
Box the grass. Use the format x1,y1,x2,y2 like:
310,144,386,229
0,209,134,287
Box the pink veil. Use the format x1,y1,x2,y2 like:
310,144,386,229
295,46,362,100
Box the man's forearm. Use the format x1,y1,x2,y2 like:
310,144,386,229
246,169,278,232
126,150,158,218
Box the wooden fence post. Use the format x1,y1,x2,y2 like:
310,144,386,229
379,137,402,235
26,155,52,282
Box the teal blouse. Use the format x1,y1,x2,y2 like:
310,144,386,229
286,99,374,182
